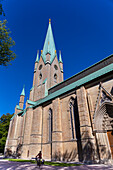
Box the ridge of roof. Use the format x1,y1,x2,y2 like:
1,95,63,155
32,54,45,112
49,54,113,92
33,63,113,107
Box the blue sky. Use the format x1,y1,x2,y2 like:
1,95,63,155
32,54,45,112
1,0,113,117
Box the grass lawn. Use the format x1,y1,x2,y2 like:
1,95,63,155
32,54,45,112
8,159,82,167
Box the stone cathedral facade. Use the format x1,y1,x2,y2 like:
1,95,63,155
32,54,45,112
5,20,113,162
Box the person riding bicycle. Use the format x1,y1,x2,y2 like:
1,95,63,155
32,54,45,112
36,151,42,168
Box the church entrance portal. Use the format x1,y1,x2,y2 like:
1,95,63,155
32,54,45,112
107,130,113,158
94,102,113,160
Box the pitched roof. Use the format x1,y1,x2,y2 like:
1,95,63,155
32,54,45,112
41,19,57,63
32,62,113,107
11,59,113,120
49,54,113,94
16,105,23,110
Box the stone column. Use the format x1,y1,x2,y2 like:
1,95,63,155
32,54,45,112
29,106,42,157
16,116,24,145
4,119,12,152
21,105,33,158
76,86,96,162
11,108,19,152
52,98,63,161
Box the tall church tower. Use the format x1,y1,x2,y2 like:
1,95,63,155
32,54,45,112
30,19,64,101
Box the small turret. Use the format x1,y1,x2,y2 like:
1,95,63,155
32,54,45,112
59,51,63,71
34,50,39,72
59,51,63,81
19,86,25,109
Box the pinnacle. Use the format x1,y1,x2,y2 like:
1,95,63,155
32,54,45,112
21,86,25,96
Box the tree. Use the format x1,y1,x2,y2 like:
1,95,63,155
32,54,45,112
0,20,16,66
0,0,5,16
0,113,13,153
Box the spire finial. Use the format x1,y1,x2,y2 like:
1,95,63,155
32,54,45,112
49,18,51,24
21,85,25,96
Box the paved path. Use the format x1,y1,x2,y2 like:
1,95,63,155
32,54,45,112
0,160,113,170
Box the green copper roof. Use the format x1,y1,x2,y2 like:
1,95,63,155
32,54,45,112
42,78,47,84
35,50,39,63
33,63,113,107
27,100,36,105
11,59,113,120
17,111,23,115
59,51,63,63
10,114,16,120
16,105,23,110
21,86,25,96
42,20,57,63
30,86,34,91
21,109,26,117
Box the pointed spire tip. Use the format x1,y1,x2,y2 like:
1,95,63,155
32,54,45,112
49,18,51,24
59,50,63,63
21,86,25,96
35,50,39,63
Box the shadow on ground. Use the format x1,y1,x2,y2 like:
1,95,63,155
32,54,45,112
0,161,113,170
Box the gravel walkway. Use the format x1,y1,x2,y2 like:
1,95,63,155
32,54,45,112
0,160,113,170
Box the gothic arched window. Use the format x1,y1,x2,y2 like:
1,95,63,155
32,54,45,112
69,97,76,139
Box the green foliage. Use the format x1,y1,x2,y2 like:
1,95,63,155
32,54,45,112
44,161,81,167
8,159,82,166
0,113,13,153
0,20,16,66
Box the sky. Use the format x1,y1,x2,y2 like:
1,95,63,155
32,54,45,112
1,0,113,117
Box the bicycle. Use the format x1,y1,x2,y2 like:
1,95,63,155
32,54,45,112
35,157,44,169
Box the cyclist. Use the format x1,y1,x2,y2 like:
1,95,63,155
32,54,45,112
36,151,42,168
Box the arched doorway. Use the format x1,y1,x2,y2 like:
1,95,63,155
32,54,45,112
94,101,113,160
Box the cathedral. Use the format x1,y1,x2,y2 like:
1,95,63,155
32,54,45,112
5,19,113,162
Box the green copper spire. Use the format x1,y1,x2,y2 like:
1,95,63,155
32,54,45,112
59,51,63,63
21,86,25,96
35,50,39,63
42,19,57,63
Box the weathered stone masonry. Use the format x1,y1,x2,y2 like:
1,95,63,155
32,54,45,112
5,20,113,162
